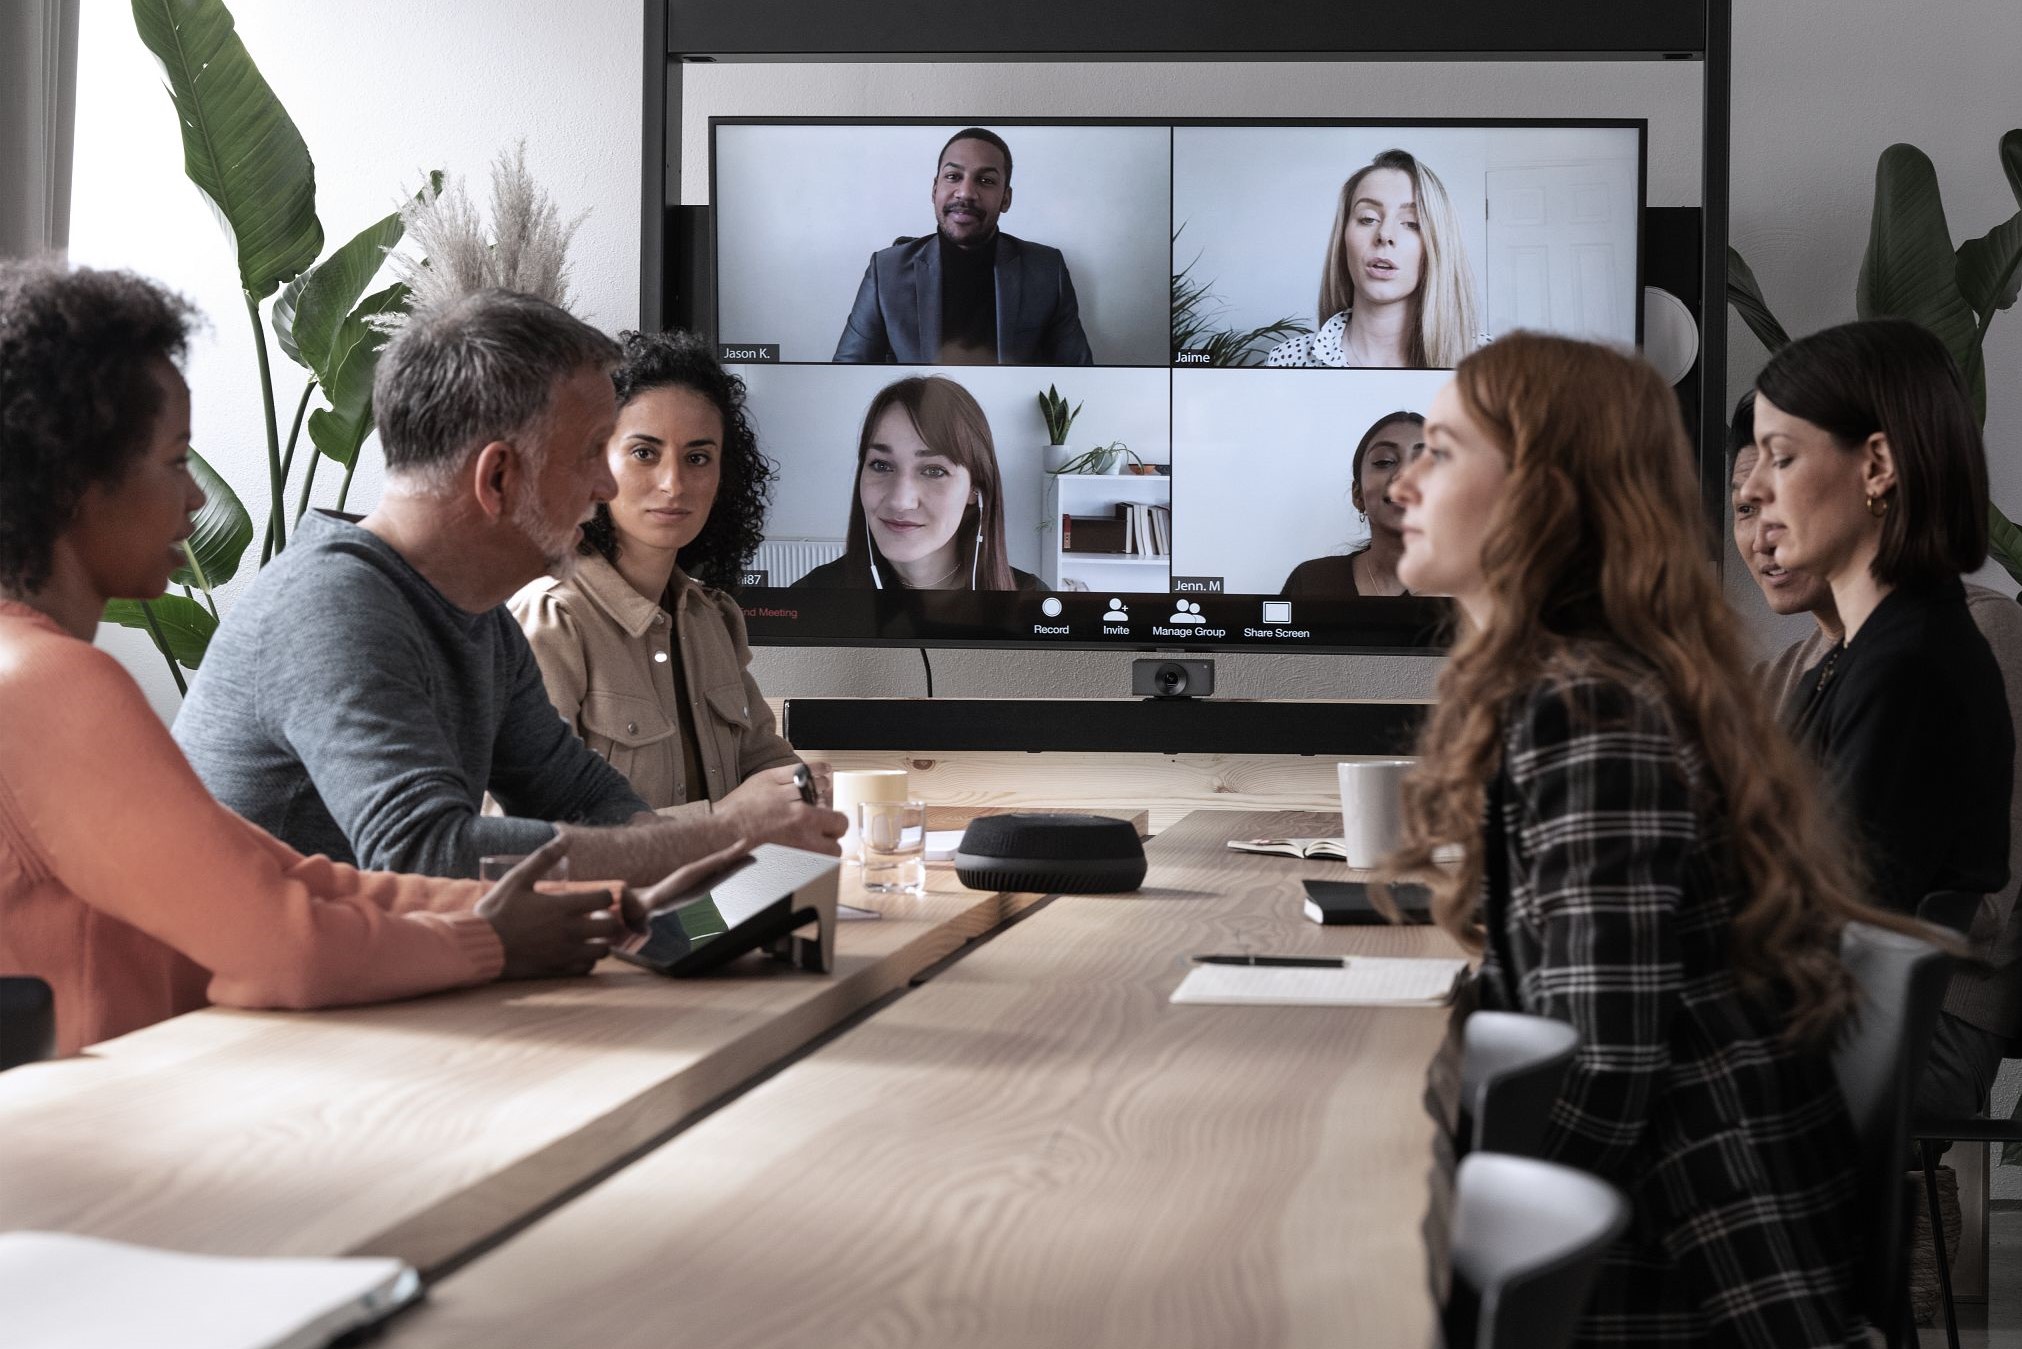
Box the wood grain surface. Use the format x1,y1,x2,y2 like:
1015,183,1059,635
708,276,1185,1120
398,810,1463,1349
0,857,1055,1278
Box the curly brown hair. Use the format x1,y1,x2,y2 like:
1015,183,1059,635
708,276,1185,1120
0,260,199,593
1386,332,1916,1045
580,329,775,592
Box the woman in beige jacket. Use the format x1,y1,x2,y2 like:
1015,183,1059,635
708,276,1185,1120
511,331,816,829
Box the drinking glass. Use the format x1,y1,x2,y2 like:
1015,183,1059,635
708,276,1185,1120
858,800,927,894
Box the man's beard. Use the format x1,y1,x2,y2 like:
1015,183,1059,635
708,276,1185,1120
509,482,582,580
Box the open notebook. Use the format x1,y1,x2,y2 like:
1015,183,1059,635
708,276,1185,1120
1170,957,1468,1008
0,1232,420,1349
1226,837,1348,861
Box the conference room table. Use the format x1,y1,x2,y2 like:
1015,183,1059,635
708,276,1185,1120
392,809,1467,1348
0,808,1144,1276
0,808,1465,1347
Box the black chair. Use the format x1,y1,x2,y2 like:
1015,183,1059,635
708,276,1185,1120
1830,921,1954,1349
1912,1104,2022,1349
1909,889,2013,1349
1442,1152,1630,1349
1457,1010,1580,1158
0,976,55,1072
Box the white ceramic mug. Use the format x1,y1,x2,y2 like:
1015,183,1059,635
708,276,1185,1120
1337,759,1414,870
828,769,910,863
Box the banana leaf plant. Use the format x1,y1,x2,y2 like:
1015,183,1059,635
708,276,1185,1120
108,0,435,685
1728,129,2022,584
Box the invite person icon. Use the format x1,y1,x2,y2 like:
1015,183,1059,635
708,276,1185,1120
833,128,1094,366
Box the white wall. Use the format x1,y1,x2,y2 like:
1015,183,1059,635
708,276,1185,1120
68,0,641,720
715,122,1170,365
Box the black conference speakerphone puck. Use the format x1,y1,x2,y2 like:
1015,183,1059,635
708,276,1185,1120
952,813,1148,894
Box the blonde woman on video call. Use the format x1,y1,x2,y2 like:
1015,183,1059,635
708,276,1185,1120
1266,148,1480,370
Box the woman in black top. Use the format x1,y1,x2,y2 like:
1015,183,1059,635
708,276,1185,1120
1739,318,2012,917
1386,333,1909,1347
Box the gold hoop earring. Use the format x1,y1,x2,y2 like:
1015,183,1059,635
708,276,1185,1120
1865,492,1890,518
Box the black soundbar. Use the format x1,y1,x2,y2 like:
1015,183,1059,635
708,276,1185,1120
781,698,1428,756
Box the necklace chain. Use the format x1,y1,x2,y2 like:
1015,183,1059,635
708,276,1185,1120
901,557,965,590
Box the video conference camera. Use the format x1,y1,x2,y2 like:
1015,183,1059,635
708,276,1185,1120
1133,658,1215,700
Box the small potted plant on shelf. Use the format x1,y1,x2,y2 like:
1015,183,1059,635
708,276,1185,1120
1048,441,1142,475
1039,384,1082,472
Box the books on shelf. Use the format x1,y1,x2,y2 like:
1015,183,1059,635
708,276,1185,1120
1061,503,1170,558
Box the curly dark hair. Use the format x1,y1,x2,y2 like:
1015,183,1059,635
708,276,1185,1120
0,260,199,593
579,329,776,593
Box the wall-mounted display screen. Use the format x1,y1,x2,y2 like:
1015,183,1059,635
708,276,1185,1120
710,118,1645,652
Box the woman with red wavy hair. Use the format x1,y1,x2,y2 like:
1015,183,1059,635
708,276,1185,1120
1386,332,1907,1346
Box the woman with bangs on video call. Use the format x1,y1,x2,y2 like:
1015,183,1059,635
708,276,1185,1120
1267,148,1480,370
1280,408,1423,597
794,374,1047,592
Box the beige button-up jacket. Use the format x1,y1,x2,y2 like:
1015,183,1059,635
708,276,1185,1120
508,554,799,818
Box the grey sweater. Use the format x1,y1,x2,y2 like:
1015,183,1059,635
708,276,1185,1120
174,512,649,878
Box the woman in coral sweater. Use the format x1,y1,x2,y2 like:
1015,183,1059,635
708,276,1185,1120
0,261,730,1056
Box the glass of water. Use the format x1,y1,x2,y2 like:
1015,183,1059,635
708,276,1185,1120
858,800,927,895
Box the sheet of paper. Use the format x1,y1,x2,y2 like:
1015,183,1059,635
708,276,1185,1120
0,1231,418,1349
1170,957,1467,1008
924,829,966,861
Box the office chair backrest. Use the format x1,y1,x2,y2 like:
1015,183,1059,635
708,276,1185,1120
1443,1152,1630,1349
1830,921,1951,1334
1916,889,1982,938
1458,1010,1581,1158
0,976,55,1073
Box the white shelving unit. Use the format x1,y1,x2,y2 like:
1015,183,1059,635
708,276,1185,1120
1041,472,1172,593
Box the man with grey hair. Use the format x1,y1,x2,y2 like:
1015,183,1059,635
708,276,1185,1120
176,290,843,882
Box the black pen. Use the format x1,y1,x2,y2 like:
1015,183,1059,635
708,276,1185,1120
1191,954,1349,968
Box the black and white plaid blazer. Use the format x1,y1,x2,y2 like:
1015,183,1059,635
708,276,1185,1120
1475,661,1866,1348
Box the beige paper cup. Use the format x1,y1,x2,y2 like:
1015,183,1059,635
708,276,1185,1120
829,769,910,862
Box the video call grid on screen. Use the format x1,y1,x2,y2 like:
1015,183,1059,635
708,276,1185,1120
708,117,1647,653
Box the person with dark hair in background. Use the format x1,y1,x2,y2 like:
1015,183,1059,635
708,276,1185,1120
795,375,1045,591
1731,332,2022,1321
1737,318,2011,928
1389,331,1911,1346
833,127,1093,366
1279,409,1423,596
511,330,813,818
174,290,843,883
0,261,740,1057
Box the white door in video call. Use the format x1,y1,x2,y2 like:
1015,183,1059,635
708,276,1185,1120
1483,159,1638,342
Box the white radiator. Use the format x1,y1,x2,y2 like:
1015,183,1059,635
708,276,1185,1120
747,537,845,587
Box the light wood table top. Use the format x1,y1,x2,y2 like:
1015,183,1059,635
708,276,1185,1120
397,809,1464,1349
0,812,1142,1278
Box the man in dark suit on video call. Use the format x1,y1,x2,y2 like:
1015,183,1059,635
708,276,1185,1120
833,127,1094,366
